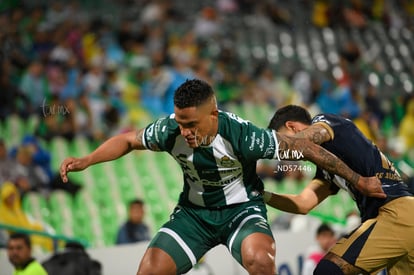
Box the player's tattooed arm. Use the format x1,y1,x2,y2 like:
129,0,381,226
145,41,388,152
276,133,359,185
275,132,386,198
293,124,333,145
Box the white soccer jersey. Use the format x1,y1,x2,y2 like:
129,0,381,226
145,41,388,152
142,111,280,208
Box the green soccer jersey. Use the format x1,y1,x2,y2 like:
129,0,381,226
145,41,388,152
142,111,280,208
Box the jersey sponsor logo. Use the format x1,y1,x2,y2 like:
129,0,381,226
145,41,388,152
219,167,240,175
248,132,266,152
177,154,242,187
220,156,235,167
198,175,241,186
249,132,257,151
376,152,402,181
264,130,276,158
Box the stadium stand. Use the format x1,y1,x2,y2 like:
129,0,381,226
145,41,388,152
0,0,413,249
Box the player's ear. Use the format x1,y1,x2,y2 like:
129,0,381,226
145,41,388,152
285,121,296,132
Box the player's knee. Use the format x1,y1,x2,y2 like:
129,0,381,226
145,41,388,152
314,259,344,275
137,250,177,275
243,249,275,274
137,263,176,275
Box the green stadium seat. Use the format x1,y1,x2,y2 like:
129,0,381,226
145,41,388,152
22,192,42,221
118,176,136,203
49,137,70,172
26,115,39,135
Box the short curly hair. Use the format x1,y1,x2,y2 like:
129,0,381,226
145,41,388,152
174,79,215,109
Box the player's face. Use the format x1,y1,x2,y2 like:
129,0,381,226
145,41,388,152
174,101,218,148
7,239,31,267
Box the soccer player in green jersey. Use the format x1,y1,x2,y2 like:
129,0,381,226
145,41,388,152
60,79,384,275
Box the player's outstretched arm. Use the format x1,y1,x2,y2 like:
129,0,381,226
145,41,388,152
264,179,332,214
60,129,146,182
275,132,386,199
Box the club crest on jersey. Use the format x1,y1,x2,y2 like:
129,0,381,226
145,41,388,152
220,156,234,167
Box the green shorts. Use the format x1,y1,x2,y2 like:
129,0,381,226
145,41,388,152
149,200,273,274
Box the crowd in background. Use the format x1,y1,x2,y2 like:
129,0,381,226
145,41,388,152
0,0,414,251
0,0,413,144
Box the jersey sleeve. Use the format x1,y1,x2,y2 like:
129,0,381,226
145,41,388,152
312,114,350,140
142,114,179,152
237,120,280,162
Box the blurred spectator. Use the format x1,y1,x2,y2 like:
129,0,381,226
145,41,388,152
338,41,362,87
42,241,102,275
116,199,151,245
19,60,50,115
0,228,7,248
217,0,238,14
364,84,385,122
140,58,171,117
82,59,107,139
399,96,414,151
193,7,222,40
31,27,55,64
140,0,167,25
10,136,82,196
301,223,336,275
265,1,291,26
0,139,19,186
343,0,368,29
7,232,48,275
13,145,50,194
167,31,198,70
315,78,360,119
353,109,380,143
0,182,53,251
312,0,330,28
49,38,75,65
0,70,31,123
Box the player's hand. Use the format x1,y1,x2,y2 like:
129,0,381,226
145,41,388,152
356,176,387,199
60,157,89,183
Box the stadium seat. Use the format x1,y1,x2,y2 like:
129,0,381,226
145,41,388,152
48,191,75,236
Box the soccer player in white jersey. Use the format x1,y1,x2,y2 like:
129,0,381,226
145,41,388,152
60,79,384,275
